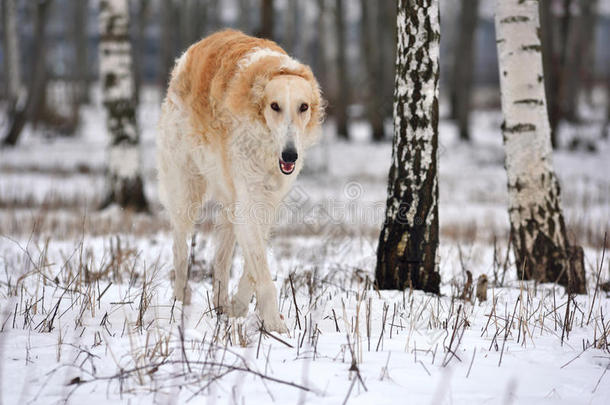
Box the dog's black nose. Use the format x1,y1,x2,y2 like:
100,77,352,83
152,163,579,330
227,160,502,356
281,147,298,163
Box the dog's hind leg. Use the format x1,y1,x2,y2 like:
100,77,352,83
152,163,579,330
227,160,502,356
159,160,202,305
212,215,235,314
171,223,192,304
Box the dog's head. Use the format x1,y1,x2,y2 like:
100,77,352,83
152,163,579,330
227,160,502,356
228,56,324,176
259,74,322,175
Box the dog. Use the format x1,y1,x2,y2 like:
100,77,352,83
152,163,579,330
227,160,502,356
157,30,324,333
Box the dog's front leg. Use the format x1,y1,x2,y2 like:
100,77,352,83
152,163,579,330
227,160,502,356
232,207,287,333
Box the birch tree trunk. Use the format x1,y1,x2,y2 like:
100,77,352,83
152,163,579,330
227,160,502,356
376,0,441,293
99,0,148,211
1,0,22,114
495,0,586,293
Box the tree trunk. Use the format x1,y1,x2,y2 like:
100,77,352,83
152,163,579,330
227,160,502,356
159,0,175,88
315,0,329,98
260,0,273,39
2,0,52,147
375,0,441,293
1,0,22,112
238,0,250,33
539,0,557,147
193,0,207,39
73,0,89,105
495,0,586,294
562,0,598,122
602,72,610,139
99,0,148,212
334,0,349,139
133,0,150,104
282,0,296,54
360,0,384,142
449,0,479,142
378,0,396,132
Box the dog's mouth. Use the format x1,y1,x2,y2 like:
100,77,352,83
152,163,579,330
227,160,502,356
279,159,295,175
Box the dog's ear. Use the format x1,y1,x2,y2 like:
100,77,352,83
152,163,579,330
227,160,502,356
250,74,269,118
302,76,326,147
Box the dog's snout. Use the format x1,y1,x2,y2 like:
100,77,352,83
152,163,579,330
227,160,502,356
281,147,298,163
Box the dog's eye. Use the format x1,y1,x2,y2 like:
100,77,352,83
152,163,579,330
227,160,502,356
299,103,309,112
270,102,280,112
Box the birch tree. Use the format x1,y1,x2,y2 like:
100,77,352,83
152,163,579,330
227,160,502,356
495,0,586,293
99,0,148,211
376,0,441,293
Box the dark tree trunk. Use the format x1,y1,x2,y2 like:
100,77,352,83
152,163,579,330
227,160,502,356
602,72,610,139
315,0,329,99
378,0,396,132
376,0,441,293
3,0,52,147
282,0,296,54
334,0,349,139
562,0,598,122
449,0,479,142
360,0,384,142
73,0,89,105
159,0,175,88
133,0,150,104
539,0,558,147
495,0,586,294
99,0,148,212
260,0,274,39
1,0,22,115
541,0,574,148
238,0,250,33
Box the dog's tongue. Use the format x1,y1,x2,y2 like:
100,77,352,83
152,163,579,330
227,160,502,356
279,160,295,175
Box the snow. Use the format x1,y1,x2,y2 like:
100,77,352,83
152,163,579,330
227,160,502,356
1,87,609,404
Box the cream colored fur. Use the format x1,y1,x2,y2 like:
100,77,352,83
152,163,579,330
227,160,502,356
156,31,323,333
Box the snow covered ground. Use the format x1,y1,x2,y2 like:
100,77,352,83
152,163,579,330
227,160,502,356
1,90,609,404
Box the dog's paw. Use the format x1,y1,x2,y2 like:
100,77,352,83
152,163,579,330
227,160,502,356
174,284,192,305
261,312,289,334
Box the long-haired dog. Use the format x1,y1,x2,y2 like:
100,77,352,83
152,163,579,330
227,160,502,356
157,30,324,333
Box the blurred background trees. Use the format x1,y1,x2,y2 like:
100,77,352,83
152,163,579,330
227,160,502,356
0,0,608,148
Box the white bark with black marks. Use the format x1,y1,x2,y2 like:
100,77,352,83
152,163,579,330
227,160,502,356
376,0,440,293
495,0,585,293
99,0,148,211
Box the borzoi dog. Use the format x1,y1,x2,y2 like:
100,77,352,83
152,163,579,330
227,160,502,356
157,30,324,333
